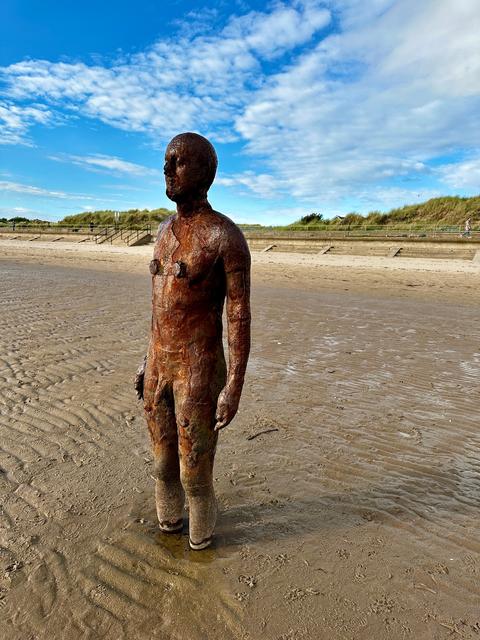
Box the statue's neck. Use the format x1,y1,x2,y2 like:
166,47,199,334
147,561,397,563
176,197,211,219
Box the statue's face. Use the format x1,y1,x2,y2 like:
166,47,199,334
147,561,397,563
164,141,205,203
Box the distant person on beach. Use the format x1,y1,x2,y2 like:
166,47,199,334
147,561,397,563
134,132,251,550
462,218,472,238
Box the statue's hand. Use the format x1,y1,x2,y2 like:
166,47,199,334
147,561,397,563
134,356,147,401
214,386,240,431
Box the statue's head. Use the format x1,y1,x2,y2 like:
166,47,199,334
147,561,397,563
164,132,218,203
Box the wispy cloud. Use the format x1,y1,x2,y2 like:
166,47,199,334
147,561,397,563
216,171,281,198
0,180,95,199
0,1,330,143
0,206,36,215
0,101,52,145
49,153,160,177
352,186,443,210
439,156,480,190
1,0,479,213
235,0,480,203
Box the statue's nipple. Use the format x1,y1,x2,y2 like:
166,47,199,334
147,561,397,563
173,261,187,278
149,259,161,275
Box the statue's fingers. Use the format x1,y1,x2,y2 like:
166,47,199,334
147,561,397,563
214,417,227,431
134,374,143,400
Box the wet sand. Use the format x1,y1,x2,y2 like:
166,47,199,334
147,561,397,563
0,243,479,639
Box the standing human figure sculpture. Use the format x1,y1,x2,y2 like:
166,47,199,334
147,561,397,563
135,132,251,550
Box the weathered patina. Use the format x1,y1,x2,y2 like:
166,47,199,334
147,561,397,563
135,132,251,549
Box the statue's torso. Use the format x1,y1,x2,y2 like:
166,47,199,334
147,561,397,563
150,213,226,351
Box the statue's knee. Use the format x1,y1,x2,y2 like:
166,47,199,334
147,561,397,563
180,467,211,496
152,456,178,483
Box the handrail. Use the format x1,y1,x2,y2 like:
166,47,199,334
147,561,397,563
121,226,151,245
0,222,478,241
91,225,151,246
1,221,477,232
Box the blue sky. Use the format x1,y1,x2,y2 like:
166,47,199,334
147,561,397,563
1,0,479,224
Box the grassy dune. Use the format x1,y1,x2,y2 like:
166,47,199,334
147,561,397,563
59,208,174,227
1,196,478,230
292,195,480,228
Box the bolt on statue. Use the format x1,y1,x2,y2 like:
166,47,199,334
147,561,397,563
135,132,251,550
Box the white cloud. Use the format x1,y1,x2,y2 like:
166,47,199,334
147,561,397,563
49,153,160,177
235,0,480,202
352,186,443,211
0,206,34,214
0,180,94,199
224,2,331,57
439,157,480,190
1,0,479,211
216,171,281,198
0,101,52,145
0,1,330,142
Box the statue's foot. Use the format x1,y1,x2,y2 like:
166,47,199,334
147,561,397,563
159,518,183,534
189,536,213,551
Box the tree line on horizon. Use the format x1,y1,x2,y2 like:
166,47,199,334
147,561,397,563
0,208,174,228
61,208,175,227
1,195,479,229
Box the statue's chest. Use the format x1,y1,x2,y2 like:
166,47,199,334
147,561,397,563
151,223,219,283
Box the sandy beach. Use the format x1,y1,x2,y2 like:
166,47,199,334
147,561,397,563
1,240,479,639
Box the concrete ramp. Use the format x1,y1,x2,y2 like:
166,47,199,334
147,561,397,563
318,245,333,255
387,246,402,258
128,231,152,246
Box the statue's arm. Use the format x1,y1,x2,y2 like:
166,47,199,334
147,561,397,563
215,229,251,431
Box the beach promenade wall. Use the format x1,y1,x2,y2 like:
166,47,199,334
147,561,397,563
1,227,479,261
243,233,480,261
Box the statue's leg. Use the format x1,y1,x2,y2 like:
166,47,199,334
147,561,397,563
174,353,226,549
144,359,184,533
180,434,217,549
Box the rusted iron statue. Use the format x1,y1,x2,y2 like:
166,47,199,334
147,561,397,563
135,133,251,550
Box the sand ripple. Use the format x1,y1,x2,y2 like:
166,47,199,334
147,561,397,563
0,259,479,639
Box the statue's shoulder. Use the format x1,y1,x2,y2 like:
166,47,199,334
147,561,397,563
210,210,250,264
210,210,246,243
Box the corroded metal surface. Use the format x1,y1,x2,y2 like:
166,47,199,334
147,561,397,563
136,132,251,549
